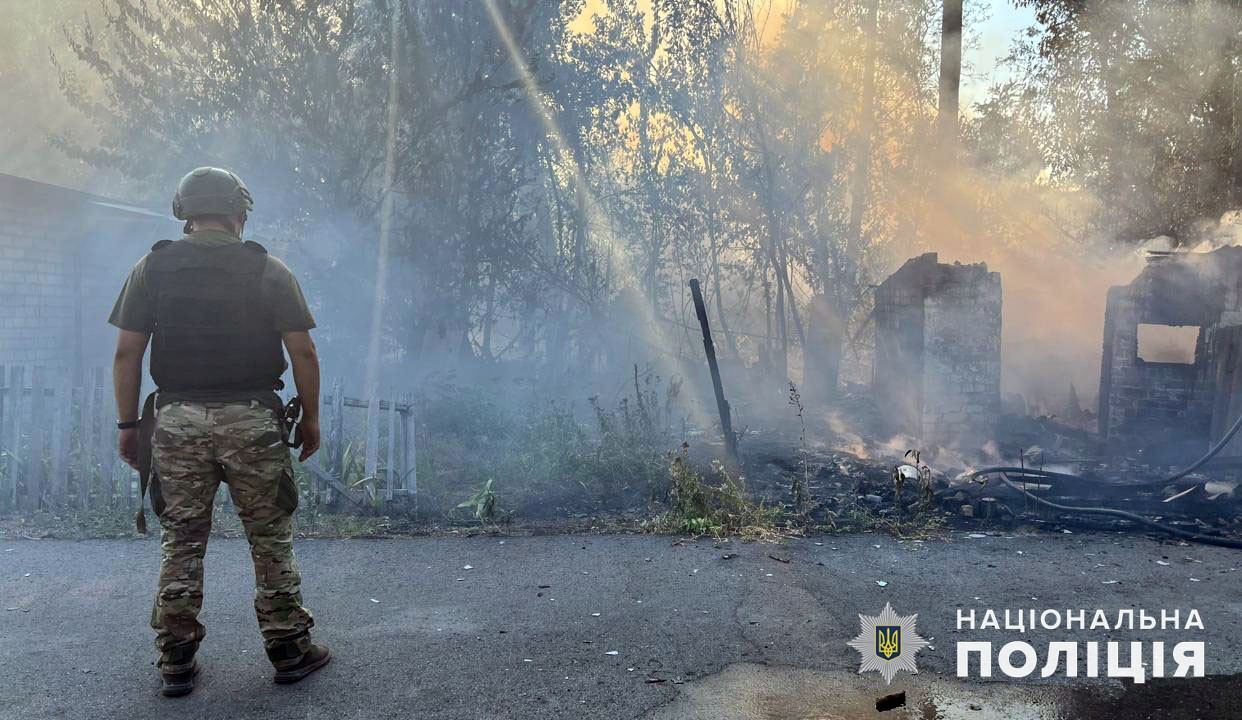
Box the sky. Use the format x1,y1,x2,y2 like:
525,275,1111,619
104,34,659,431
963,0,1038,108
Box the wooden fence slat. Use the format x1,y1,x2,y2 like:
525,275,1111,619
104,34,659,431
7,366,26,508
79,381,95,509
364,393,379,499
48,379,68,506
0,365,8,511
402,392,417,496
321,379,343,506
92,368,114,507
385,395,397,501
27,367,47,511
315,390,328,502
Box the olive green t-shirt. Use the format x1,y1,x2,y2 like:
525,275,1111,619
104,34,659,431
108,229,316,334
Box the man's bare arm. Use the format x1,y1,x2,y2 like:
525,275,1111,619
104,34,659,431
282,330,321,461
113,329,150,468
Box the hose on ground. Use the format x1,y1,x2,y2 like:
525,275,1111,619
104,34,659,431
962,409,1242,550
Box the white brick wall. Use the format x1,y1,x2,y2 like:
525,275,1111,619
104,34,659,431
0,200,79,368
0,175,177,375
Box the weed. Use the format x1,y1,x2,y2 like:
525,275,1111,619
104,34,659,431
787,381,810,514
647,444,782,540
451,478,509,525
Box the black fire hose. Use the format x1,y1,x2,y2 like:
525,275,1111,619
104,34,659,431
964,410,1242,550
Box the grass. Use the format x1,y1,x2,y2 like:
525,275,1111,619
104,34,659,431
821,503,948,539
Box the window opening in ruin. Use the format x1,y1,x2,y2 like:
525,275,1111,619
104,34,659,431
1136,323,1199,364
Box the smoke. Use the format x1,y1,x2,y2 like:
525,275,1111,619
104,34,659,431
13,0,1242,464
0,0,124,192
882,158,1147,415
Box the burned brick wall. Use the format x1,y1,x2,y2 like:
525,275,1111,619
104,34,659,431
1098,247,1242,460
874,253,1002,449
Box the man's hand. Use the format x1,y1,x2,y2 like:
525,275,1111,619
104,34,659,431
298,417,321,462
282,330,321,463
118,428,141,469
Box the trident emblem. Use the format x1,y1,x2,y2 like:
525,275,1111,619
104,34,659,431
876,625,901,660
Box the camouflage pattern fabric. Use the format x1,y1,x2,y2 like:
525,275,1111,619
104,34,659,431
150,400,312,672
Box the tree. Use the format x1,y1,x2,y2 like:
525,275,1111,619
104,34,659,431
1012,0,1242,242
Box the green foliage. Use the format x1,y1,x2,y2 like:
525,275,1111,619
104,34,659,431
647,445,781,539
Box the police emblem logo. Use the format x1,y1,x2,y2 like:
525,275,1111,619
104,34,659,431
848,603,928,684
876,625,900,660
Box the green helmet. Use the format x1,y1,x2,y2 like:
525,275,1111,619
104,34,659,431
172,166,254,220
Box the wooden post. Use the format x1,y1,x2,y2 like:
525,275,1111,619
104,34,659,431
48,378,68,507
79,379,95,509
27,367,48,511
689,279,739,467
364,393,380,503
385,396,397,501
401,392,417,497
314,388,329,503
327,378,345,505
0,365,8,511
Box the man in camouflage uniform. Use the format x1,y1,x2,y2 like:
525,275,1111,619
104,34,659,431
110,167,329,697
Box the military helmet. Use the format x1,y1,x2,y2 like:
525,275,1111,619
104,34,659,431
172,167,254,220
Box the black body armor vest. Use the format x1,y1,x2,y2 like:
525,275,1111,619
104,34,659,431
145,240,286,393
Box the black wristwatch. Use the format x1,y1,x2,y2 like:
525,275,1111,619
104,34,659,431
117,420,140,430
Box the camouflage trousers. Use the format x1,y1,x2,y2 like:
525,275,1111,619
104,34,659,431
150,400,313,671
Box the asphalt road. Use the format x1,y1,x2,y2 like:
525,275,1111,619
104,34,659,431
2,531,1240,720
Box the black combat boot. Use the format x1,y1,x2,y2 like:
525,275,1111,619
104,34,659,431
159,643,200,698
269,642,331,684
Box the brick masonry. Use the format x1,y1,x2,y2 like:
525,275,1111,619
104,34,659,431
874,253,1002,450
1098,247,1242,459
0,174,174,375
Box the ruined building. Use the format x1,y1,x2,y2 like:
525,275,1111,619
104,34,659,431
873,253,1002,449
1099,247,1242,461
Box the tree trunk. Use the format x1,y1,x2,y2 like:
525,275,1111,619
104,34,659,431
481,267,496,360
847,0,878,262
1227,29,1242,206
938,0,963,143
